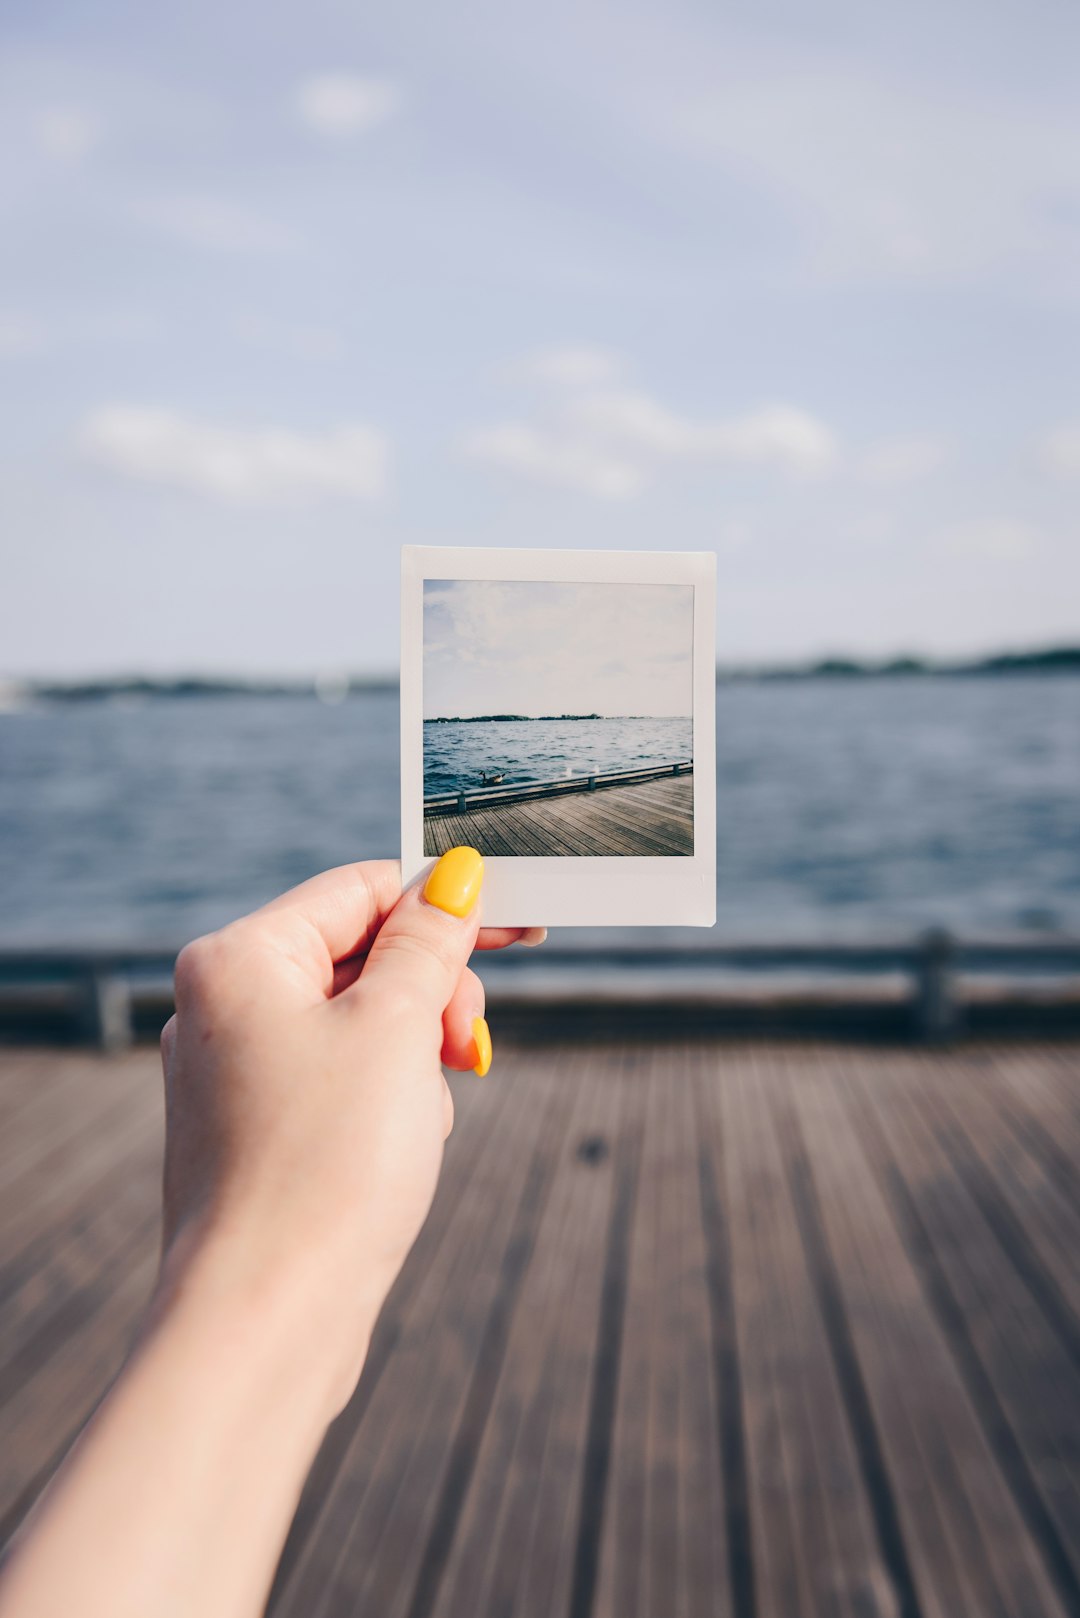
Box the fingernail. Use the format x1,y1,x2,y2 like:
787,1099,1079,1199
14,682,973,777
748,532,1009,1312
423,846,484,918
519,928,548,948
471,1016,492,1077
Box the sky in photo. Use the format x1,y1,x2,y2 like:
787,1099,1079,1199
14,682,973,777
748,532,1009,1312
424,581,693,719
1,0,1078,675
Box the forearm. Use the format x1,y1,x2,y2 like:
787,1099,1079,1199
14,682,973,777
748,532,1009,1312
0,1231,375,1618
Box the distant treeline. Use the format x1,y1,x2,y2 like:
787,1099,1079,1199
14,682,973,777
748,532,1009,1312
5,646,1079,703
723,647,1080,681
426,713,603,724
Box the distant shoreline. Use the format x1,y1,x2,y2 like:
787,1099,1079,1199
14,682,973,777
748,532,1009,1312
4,645,1078,703
424,713,688,725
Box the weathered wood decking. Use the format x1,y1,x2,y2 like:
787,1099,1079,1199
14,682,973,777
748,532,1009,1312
2,1041,1079,1617
424,772,694,856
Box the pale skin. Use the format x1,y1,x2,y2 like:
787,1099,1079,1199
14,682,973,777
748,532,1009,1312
0,854,539,1618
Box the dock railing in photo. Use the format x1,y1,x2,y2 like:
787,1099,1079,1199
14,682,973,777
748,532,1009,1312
424,759,693,817
1,932,1079,1049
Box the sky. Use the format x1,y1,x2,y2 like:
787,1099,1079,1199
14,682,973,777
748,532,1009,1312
1,0,1078,677
423,580,693,718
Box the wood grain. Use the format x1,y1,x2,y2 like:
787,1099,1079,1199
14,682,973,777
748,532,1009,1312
1,1041,1078,1618
425,775,694,857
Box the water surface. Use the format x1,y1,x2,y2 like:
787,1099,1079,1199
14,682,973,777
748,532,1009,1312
1,677,1077,945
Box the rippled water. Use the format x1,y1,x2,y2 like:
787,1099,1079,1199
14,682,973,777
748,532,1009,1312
1,677,1077,944
423,716,693,797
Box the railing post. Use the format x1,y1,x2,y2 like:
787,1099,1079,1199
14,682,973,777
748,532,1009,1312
587,775,597,791
78,972,134,1052
457,791,467,812
913,929,960,1043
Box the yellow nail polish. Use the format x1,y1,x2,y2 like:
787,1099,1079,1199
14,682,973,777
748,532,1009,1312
423,846,484,918
471,1016,492,1077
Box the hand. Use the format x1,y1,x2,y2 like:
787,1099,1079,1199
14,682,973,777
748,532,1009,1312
157,849,528,1415
0,854,546,1618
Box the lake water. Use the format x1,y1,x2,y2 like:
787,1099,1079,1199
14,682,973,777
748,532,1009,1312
423,716,693,797
1,677,1077,946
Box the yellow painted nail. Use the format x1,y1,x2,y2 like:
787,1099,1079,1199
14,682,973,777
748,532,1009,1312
471,1016,492,1077
423,846,484,918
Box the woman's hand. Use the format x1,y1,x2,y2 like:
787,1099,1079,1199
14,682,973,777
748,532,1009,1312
0,851,543,1618
157,849,529,1415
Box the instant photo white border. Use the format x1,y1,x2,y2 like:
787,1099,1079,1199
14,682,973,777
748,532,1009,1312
401,546,716,928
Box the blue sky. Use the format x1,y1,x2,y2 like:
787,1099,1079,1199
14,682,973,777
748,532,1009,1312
2,0,1078,676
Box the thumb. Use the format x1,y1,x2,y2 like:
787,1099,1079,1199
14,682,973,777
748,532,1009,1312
355,846,484,1015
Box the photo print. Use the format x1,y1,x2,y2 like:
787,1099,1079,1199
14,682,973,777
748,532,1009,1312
401,547,715,928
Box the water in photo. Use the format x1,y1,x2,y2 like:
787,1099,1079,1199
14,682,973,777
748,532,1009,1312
422,579,694,857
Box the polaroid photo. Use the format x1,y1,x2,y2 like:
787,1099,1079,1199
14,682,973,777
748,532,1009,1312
400,546,716,928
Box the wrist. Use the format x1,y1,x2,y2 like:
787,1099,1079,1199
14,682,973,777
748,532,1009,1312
150,1216,385,1428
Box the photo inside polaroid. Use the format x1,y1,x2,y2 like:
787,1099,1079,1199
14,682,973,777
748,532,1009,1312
423,579,694,858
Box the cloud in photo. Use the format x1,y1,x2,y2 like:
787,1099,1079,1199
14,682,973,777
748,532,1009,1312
943,518,1041,561
81,406,388,502
295,74,401,137
424,580,693,719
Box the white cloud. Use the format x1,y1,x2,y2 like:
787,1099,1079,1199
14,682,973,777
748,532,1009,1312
232,314,342,362
570,391,837,472
462,424,642,499
860,436,946,484
667,66,1080,285
80,406,387,502
34,106,98,162
520,345,624,388
295,75,401,138
465,375,836,498
944,518,1040,560
141,196,297,255
1043,422,1080,477
0,313,46,355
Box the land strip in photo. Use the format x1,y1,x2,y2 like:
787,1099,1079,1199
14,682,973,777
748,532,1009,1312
424,762,694,856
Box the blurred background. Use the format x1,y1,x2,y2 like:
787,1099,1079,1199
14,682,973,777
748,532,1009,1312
1,0,1078,952
2,6,1080,1617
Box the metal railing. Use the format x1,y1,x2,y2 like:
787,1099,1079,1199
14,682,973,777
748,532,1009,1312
424,760,694,816
1,931,1078,1049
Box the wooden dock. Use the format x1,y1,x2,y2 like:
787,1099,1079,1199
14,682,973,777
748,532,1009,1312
424,771,694,856
2,1039,1079,1617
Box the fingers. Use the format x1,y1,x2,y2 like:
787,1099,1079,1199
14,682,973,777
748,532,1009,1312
354,847,484,1018
441,966,487,1071
229,862,403,996
475,926,548,951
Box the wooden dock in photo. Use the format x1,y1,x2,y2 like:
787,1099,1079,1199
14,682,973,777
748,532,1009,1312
424,763,694,857
2,1039,1079,1617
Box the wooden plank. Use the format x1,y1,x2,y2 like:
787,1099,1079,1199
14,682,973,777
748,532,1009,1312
720,1049,891,1618
984,1047,1080,1219
811,1048,1073,1618
428,1045,625,1618
267,1054,520,1609
591,1043,732,1618
852,1050,1080,1612
917,1050,1080,1320
425,776,694,858
272,1050,571,1618
3,1040,1079,1618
